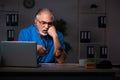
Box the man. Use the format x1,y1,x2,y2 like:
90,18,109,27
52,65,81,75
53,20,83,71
18,8,67,63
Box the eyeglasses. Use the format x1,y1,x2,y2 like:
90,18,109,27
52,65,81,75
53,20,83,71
37,20,53,26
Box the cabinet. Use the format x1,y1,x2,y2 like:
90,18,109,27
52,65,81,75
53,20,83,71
78,0,108,65
0,0,19,41
0,10,19,41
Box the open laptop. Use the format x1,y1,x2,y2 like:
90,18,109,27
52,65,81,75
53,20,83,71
0,41,39,67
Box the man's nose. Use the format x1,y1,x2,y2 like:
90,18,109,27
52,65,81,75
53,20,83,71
44,24,49,29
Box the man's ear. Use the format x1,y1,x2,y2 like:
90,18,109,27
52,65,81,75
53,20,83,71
34,19,37,25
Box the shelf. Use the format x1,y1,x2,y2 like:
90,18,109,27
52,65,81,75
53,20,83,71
0,10,19,13
0,10,19,41
0,10,19,27
78,0,106,14
79,12,106,15
79,0,107,60
80,43,105,45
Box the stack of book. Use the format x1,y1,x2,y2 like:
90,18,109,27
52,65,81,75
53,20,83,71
98,16,106,28
6,13,19,26
7,29,15,41
100,46,107,58
80,31,91,43
87,46,95,58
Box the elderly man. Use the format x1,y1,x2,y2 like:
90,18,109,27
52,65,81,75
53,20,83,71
18,8,67,63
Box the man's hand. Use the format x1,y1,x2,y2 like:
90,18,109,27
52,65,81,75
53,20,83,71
48,26,57,38
48,26,67,63
37,45,47,56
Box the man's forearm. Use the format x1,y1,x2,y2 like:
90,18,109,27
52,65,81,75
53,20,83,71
53,35,67,63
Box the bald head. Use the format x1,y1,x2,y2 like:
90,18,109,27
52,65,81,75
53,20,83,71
34,8,54,36
35,8,54,21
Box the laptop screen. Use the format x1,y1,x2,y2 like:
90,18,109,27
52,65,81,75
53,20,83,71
0,41,38,67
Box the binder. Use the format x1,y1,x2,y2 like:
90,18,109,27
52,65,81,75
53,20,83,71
6,14,11,26
7,29,15,41
6,13,19,26
14,14,19,26
98,16,106,28
87,46,95,58
80,31,91,43
100,46,107,58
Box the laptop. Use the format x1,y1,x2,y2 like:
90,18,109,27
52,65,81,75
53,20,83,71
0,41,39,67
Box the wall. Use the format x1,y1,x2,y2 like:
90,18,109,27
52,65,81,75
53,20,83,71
107,0,120,65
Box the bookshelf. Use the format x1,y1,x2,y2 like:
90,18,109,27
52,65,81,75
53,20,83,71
0,0,19,41
0,10,19,41
78,0,108,67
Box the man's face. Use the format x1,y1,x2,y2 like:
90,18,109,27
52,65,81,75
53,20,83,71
35,12,53,36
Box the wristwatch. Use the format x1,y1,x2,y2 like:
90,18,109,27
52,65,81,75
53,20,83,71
54,47,63,58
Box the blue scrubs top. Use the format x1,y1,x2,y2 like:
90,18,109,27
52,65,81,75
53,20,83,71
18,24,65,63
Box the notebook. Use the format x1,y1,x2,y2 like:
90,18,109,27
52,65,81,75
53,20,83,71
0,41,39,67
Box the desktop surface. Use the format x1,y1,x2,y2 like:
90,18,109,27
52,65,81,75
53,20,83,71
0,63,119,72
0,63,119,80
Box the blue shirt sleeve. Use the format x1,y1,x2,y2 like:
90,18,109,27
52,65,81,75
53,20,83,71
57,31,66,50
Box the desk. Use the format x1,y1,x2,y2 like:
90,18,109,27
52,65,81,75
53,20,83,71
0,63,120,80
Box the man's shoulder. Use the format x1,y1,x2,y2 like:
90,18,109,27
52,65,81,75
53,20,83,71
57,31,63,36
20,25,36,32
23,25,35,30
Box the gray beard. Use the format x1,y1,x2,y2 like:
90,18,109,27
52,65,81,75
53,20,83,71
39,31,48,36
